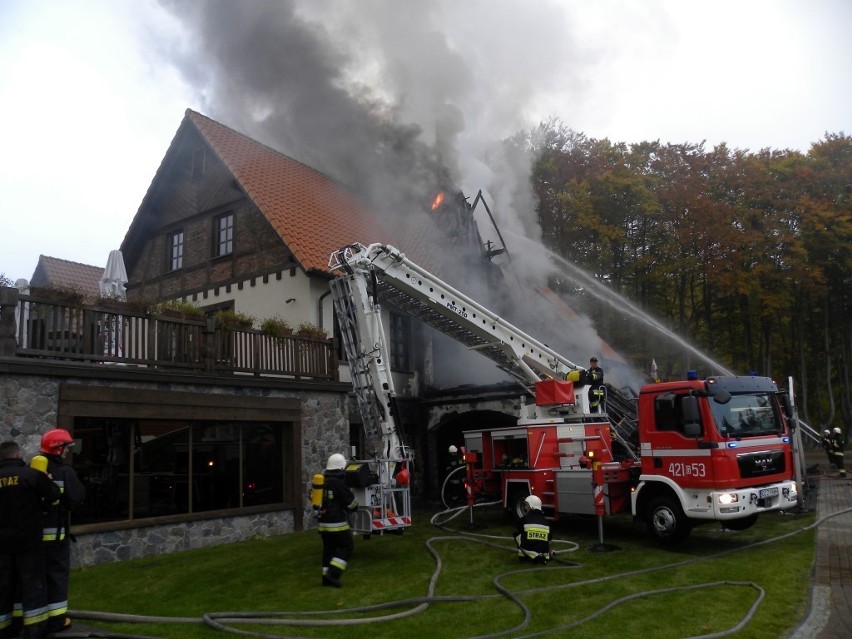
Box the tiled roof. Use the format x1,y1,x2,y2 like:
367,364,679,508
29,255,103,298
187,110,396,276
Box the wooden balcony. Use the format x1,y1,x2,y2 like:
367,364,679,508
0,288,338,381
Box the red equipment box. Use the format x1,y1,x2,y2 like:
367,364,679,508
535,380,575,406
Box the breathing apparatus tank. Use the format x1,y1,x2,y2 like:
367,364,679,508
310,473,325,509
30,455,49,473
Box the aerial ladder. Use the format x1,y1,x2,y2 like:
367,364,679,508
328,243,602,534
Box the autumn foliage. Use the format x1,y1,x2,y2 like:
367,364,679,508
520,121,851,432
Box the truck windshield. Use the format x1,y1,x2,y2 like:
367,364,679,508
710,393,781,438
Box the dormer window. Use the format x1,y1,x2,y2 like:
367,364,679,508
168,230,184,271
214,212,234,257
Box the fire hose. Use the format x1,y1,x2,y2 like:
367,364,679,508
63,499,852,639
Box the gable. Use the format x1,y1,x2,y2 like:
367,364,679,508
30,255,103,298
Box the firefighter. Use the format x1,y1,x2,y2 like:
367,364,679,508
514,495,552,563
586,356,605,413
39,429,85,634
821,429,834,470
830,427,846,477
318,453,358,587
0,441,61,639
444,445,465,505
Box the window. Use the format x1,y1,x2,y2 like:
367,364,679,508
72,417,289,524
168,230,184,271
654,393,703,436
709,393,780,437
389,312,411,371
214,213,234,257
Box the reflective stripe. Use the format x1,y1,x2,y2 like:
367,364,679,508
46,602,68,617
318,522,350,532
642,449,712,458
42,527,66,541
330,557,348,571
23,606,50,625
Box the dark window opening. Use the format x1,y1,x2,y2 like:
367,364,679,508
654,393,704,436
214,212,234,257
72,417,289,525
389,311,411,372
168,230,184,271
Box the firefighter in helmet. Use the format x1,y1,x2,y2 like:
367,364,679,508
318,453,358,587
586,357,605,413
39,429,85,634
830,427,846,477
0,440,61,639
515,495,552,563
821,429,834,470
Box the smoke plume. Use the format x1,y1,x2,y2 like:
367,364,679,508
157,0,628,384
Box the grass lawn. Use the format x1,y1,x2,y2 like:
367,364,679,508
70,504,816,638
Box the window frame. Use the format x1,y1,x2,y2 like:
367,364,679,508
168,229,184,272
213,212,234,258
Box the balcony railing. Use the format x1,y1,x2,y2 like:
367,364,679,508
0,289,338,381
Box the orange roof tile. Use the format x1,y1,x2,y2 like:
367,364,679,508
187,110,396,276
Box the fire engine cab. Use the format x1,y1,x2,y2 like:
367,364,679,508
329,243,799,543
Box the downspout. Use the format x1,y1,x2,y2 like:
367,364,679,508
317,289,331,330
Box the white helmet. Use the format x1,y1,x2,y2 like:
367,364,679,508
448,445,458,454
824,429,831,435
524,495,542,510
326,453,346,470
834,427,842,435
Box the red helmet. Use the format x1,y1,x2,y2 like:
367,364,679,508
40,428,74,454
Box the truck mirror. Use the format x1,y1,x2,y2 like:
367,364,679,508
680,395,700,423
778,392,793,419
683,422,701,437
712,390,732,404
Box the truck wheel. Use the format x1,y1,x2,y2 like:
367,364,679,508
506,487,530,522
722,514,758,531
647,496,692,544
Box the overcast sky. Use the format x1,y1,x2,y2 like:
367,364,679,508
1,0,849,283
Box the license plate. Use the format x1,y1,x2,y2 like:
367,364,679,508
759,487,779,499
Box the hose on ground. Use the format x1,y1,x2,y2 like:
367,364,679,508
66,500,852,639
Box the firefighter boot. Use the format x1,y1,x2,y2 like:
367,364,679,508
322,568,342,588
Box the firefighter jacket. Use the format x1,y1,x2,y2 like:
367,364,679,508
42,454,85,543
831,433,846,454
318,469,358,533
0,458,61,551
586,365,604,390
516,508,551,561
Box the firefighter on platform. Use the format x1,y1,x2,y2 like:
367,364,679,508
0,441,61,639
317,453,358,587
586,356,605,413
821,429,834,470
830,427,846,477
515,495,552,563
39,429,85,634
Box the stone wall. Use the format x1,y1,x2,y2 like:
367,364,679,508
0,362,350,567
72,510,296,567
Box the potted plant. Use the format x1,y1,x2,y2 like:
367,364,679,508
153,300,205,320
214,309,255,331
295,322,328,339
261,315,293,339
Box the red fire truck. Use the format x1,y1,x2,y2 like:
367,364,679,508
329,243,800,543
464,375,799,543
